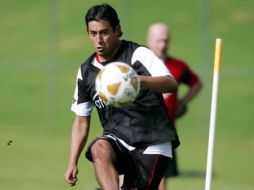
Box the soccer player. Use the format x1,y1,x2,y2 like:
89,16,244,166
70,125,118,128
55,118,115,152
64,4,180,190
147,23,202,190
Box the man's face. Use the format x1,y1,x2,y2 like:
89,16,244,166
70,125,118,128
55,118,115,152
87,20,120,61
147,26,170,59
149,34,169,59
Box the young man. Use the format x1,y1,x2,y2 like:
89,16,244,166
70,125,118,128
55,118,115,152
64,4,179,190
147,23,202,190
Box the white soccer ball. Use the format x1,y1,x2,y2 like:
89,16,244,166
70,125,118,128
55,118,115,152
95,62,140,107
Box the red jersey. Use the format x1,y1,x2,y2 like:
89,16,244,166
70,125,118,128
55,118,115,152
163,56,200,127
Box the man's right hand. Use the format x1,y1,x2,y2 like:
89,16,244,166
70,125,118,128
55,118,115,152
64,165,79,186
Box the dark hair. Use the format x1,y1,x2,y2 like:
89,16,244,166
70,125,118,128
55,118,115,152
85,3,122,37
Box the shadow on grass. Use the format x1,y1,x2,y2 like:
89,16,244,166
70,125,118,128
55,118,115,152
179,170,216,178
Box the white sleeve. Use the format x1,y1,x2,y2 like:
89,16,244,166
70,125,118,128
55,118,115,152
71,67,94,116
131,46,172,77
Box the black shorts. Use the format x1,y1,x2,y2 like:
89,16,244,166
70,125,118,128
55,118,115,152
85,135,170,190
163,150,179,177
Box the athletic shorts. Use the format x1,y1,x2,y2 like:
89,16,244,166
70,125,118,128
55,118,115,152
163,150,179,177
85,135,170,190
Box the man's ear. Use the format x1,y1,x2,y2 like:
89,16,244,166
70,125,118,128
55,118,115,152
85,26,89,34
115,24,122,37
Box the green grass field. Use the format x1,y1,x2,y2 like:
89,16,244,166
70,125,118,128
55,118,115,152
1,0,254,189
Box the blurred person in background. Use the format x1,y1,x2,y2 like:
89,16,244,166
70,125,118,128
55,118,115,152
147,23,202,190
64,4,180,190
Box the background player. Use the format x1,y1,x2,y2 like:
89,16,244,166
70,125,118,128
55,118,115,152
147,23,202,190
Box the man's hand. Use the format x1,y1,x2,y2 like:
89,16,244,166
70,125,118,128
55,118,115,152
175,100,188,119
64,165,79,186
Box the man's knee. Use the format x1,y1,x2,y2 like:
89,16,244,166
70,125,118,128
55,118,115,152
91,139,115,162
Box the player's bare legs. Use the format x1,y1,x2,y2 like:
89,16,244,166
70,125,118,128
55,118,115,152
158,177,167,190
91,139,119,190
119,175,124,189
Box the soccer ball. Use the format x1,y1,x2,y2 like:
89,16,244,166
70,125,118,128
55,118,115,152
95,62,140,107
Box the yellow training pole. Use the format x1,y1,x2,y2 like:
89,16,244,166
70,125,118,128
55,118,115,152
205,38,222,190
